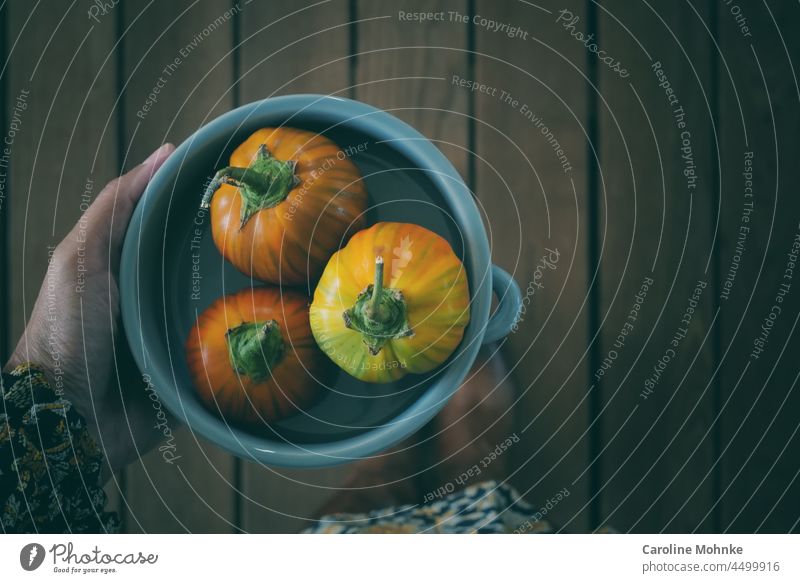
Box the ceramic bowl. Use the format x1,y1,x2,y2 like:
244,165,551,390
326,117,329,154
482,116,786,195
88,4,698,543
120,94,521,467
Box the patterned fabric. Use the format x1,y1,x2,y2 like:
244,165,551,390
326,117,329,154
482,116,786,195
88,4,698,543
0,363,119,533
0,363,568,535
305,481,560,534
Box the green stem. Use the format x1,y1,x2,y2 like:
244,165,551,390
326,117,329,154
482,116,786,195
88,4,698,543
343,256,412,355
366,256,385,320
201,144,299,228
226,320,285,383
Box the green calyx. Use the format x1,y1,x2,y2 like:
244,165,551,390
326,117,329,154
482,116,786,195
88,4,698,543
225,320,285,383
201,144,299,228
343,256,413,356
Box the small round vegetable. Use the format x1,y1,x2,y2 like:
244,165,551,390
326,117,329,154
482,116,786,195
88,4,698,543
201,127,368,284
186,287,331,425
310,222,470,383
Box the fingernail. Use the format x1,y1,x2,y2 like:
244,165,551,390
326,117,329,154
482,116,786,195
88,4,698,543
140,143,170,167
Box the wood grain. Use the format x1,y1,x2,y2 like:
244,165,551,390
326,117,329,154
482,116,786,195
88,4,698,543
474,0,591,532
0,0,8,364
119,0,236,533
596,0,717,532
356,0,469,178
717,0,800,533
6,2,118,348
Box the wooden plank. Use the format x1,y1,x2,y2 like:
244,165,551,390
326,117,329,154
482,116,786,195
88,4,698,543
356,0,469,178
4,1,124,520
0,0,8,364
474,0,591,531
238,0,353,533
717,1,800,533
120,0,237,533
7,2,118,352
596,1,716,532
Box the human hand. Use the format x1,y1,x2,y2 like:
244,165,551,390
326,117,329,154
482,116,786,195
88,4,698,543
4,143,175,480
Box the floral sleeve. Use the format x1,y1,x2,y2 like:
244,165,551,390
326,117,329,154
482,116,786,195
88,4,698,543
0,363,119,533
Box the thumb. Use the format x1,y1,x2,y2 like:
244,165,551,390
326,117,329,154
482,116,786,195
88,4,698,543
81,143,175,256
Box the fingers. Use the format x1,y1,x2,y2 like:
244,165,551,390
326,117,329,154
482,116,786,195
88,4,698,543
110,143,175,209
79,143,175,256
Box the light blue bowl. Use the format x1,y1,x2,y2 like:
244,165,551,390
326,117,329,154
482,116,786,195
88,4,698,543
120,94,521,467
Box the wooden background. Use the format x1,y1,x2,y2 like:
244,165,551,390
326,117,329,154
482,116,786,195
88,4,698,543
1,0,799,533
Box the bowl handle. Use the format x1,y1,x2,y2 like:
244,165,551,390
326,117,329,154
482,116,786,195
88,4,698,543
482,265,522,344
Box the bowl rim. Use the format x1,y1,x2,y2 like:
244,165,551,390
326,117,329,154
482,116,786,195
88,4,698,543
120,94,492,467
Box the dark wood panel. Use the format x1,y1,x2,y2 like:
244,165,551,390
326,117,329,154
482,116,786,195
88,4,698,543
7,1,118,345
356,0,469,178
596,0,717,532
238,0,352,533
474,0,591,531
5,0,123,517
0,0,8,364
718,0,800,533
120,0,237,533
